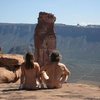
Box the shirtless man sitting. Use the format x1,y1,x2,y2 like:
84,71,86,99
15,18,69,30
40,50,70,89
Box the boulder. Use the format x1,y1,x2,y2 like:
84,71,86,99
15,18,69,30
0,54,24,71
0,54,24,83
0,67,21,83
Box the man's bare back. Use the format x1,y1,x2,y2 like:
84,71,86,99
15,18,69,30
41,62,70,88
40,50,70,89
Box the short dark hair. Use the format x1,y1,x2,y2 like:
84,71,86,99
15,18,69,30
50,50,61,62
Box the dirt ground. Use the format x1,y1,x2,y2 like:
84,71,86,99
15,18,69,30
0,82,100,100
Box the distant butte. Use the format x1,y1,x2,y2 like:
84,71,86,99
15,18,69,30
34,12,56,66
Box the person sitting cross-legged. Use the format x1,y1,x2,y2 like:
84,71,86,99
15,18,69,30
40,50,70,89
19,52,41,90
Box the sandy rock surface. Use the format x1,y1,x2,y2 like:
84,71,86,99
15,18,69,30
0,83,100,100
0,54,24,83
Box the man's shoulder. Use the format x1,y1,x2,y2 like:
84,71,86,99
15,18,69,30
58,62,66,67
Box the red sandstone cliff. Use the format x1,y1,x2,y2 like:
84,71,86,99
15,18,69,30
34,12,56,66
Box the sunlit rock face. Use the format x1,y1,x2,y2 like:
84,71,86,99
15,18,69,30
0,54,24,83
34,12,56,66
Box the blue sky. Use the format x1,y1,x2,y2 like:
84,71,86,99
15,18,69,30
0,0,100,25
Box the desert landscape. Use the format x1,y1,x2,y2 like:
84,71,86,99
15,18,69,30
0,14,100,100
0,54,99,100
0,82,100,100
0,1,100,100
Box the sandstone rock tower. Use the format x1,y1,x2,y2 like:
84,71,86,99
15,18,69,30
34,12,56,66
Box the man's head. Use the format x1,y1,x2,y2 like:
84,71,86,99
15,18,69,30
50,50,62,62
